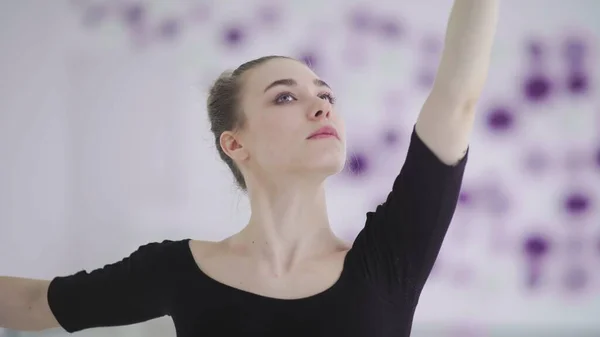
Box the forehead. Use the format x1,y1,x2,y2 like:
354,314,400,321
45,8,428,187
242,58,320,95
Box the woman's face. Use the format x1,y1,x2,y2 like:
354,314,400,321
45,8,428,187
222,58,346,186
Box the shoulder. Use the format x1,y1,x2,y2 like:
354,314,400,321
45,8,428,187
135,239,191,257
120,239,198,271
187,239,225,267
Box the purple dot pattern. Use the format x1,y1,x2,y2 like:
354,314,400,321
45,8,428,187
383,129,400,146
524,75,552,102
224,26,245,46
486,106,514,132
567,72,589,94
158,18,180,40
123,4,144,26
563,266,588,291
524,234,550,258
564,192,591,215
377,18,403,40
63,1,600,332
347,153,369,176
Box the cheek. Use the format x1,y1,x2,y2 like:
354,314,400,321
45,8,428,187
251,113,304,158
265,109,305,139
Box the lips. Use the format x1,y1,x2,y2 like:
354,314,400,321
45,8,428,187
308,126,339,140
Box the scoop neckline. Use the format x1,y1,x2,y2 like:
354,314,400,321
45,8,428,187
182,238,352,303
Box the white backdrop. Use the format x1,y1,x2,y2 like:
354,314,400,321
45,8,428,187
1,0,600,336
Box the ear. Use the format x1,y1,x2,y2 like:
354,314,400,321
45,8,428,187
220,130,249,162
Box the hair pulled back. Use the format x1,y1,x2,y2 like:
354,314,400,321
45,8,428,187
207,55,292,190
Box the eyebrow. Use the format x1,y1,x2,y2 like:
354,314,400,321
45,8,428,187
263,78,331,93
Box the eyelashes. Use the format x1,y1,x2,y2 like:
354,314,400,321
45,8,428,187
274,92,337,105
320,92,337,105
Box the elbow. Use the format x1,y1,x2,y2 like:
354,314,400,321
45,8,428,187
0,278,59,332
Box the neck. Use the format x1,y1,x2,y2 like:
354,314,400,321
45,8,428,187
229,179,340,274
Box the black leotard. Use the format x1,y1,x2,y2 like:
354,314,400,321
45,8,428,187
48,127,468,336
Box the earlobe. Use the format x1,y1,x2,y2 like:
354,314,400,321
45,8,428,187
220,131,248,162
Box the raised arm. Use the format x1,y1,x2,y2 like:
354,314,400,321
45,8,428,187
347,0,499,305
416,0,499,164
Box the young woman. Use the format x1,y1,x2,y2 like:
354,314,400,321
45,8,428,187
0,1,498,336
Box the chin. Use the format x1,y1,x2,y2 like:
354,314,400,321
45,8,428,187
304,154,346,177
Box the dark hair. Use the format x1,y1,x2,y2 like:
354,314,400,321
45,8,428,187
207,55,293,190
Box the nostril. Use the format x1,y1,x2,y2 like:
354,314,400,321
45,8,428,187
315,110,323,117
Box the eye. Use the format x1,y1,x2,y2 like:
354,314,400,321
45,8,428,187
274,93,296,104
319,92,336,105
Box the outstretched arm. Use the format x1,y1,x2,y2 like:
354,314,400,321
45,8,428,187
416,0,499,165
347,0,499,304
2,241,182,333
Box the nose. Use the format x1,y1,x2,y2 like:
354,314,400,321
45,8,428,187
312,110,329,119
309,101,331,120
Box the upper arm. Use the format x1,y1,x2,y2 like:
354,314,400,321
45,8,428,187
415,89,476,165
347,127,467,304
45,240,182,333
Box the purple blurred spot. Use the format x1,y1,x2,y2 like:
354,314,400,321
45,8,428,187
564,38,586,63
421,35,443,55
384,129,400,146
524,75,552,102
524,234,550,258
458,191,471,205
189,4,210,23
377,18,403,40
123,3,145,26
564,192,590,215
523,149,550,174
158,18,180,40
416,69,435,89
347,153,369,176
257,5,281,25
528,40,544,60
349,8,373,31
563,266,588,291
526,265,542,289
299,52,318,69
223,26,245,46
82,4,108,27
487,106,514,132
567,72,589,94
596,146,600,169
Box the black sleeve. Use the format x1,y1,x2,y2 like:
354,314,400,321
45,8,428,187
347,127,467,305
47,240,182,333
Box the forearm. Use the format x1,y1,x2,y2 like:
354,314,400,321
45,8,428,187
0,276,53,331
433,0,499,100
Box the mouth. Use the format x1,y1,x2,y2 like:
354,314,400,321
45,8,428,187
307,126,339,140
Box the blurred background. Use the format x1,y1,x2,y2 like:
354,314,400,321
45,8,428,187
1,0,599,336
